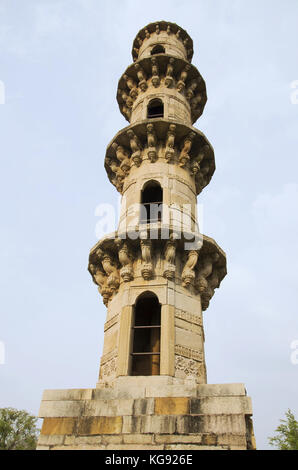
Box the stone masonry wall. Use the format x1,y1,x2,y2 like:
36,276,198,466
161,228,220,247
37,379,256,450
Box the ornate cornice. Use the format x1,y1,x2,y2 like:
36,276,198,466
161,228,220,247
117,55,207,123
104,119,215,196
132,21,194,62
88,231,226,311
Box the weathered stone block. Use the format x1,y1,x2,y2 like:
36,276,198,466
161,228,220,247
155,397,189,415
217,433,247,447
38,434,65,446
154,434,202,444
146,384,196,398
106,444,164,450
122,415,176,434
52,445,105,450
176,327,203,351
164,444,228,450
175,292,201,313
175,317,201,334
177,414,246,435
64,435,102,446
83,399,134,417
196,383,246,397
201,433,217,445
42,389,93,401
93,387,145,400
41,417,77,436
39,400,83,418
123,434,155,445
133,398,155,415
101,434,123,445
190,396,252,415
78,416,123,435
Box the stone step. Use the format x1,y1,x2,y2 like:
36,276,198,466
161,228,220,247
39,395,252,419
41,382,247,402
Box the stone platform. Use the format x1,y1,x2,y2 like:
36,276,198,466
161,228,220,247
37,377,256,450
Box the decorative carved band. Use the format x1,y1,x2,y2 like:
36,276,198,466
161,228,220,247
100,348,117,366
99,357,117,379
104,314,120,332
175,344,203,362
175,355,200,379
175,309,202,326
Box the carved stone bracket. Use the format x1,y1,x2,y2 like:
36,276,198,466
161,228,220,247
179,132,196,167
88,233,226,311
146,123,157,162
163,234,176,280
117,55,207,124
112,142,131,176
165,123,176,163
140,239,153,280
127,129,142,167
132,21,194,62
98,250,120,293
181,250,199,287
115,238,134,282
104,120,215,196
151,57,160,88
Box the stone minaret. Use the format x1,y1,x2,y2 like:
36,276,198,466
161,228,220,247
37,21,256,450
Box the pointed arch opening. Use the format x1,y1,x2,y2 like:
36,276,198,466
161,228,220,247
147,98,164,119
131,292,161,376
140,180,163,223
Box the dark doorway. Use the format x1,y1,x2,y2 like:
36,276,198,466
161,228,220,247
131,293,161,376
140,181,163,223
147,99,164,119
151,45,165,55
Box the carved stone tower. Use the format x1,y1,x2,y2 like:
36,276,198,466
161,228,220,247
37,21,256,450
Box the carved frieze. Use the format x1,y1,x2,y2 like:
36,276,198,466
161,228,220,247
175,309,203,327
175,344,203,362
100,348,118,366
99,357,117,380
175,354,200,379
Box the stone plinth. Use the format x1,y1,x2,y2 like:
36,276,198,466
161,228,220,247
37,377,256,450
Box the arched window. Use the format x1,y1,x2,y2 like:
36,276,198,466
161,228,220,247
131,292,161,376
151,44,165,55
147,98,164,119
140,180,163,223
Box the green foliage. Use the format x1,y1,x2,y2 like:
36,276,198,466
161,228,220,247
0,408,39,450
269,409,298,450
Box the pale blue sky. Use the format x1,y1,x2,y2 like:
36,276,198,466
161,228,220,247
0,0,298,450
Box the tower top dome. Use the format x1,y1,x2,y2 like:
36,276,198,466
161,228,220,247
132,21,194,63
